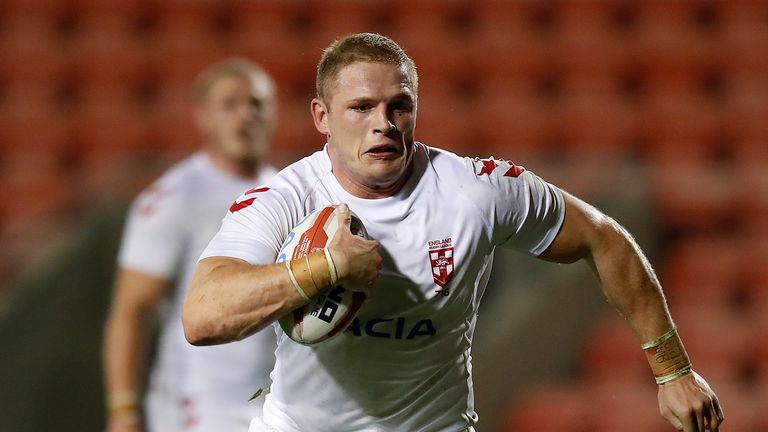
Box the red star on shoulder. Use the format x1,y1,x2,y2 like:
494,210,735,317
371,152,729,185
477,159,498,176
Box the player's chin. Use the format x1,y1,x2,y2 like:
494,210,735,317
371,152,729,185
368,165,408,187
232,140,265,158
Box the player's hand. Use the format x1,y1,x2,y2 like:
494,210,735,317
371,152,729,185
328,204,381,296
657,371,723,431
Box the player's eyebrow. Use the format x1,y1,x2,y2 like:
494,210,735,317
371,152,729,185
346,92,414,105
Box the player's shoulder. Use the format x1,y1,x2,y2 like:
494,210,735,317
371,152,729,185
133,153,206,205
226,148,330,215
423,144,527,185
267,148,331,194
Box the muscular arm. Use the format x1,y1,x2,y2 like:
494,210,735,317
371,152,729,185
182,257,304,345
539,191,723,431
102,268,170,431
182,205,381,346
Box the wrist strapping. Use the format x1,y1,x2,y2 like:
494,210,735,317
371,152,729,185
285,249,336,302
285,261,310,302
641,327,693,385
108,390,138,411
324,247,338,285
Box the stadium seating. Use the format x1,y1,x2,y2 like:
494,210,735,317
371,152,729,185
500,384,593,432
1,1,767,428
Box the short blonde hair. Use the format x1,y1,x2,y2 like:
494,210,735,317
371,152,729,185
316,33,418,104
194,58,275,104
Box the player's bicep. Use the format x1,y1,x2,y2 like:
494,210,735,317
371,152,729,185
538,191,607,264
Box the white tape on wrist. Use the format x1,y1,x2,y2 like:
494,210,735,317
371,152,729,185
285,260,310,302
324,248,338,285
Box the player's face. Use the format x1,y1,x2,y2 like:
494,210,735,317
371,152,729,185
198,73,276,167
312,61,417,198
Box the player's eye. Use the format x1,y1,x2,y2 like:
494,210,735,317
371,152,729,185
392,102,413,114
390,99,414,114
350,103,373,112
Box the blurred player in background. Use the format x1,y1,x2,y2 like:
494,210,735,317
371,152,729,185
103,58,278,432
183,34,723,432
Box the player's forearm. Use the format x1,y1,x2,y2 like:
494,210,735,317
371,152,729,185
103,309,148,418
589,219,673,341
182,257,305,345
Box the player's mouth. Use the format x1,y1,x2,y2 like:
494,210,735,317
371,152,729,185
365,144,401,160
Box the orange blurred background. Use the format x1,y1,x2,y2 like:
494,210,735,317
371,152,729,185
1,1,767,431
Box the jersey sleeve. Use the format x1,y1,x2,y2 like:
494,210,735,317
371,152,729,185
199,185,296,265
117,183,186,279
469,157,565,255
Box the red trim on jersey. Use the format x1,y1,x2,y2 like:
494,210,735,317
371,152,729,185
229,187,270,213
229,197,256,213
244,186,270,195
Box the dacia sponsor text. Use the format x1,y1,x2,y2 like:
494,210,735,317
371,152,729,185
346,316,436,339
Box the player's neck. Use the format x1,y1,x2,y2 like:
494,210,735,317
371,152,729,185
333,164,413,199
205,150,260,180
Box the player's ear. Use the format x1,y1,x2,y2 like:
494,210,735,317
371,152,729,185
311,98,330,135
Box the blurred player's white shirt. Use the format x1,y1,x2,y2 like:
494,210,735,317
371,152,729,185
119,152,277,432
201,143,564,432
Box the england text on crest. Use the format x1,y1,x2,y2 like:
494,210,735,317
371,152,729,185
428,238,454,288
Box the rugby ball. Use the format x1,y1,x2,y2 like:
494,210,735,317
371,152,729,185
276,205,368,345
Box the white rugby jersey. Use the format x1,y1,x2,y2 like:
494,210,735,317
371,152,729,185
118,152,278,428
201,143,564,432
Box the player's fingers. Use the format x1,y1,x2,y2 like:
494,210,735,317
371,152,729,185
660,402,684,431
697,410,706,432
708,397,722,431
681,411,701,432
336,203,351,228
707,413,718,432
663,412,684,431
713,396,724,424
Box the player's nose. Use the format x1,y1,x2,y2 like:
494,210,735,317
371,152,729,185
372,106,396,135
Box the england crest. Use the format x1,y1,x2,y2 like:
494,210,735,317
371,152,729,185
428,238,454,287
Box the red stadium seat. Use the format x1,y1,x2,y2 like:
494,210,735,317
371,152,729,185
708,383,762,432
650,160,735,230
734,159,768,233
742,234,768,309
501,384,593,432
588,381,668,432
579,315,650,383
720,0,768,50
0,14,71,84
661,235,744,308
752,312,768,374
469,0,543,73
672,305,752,386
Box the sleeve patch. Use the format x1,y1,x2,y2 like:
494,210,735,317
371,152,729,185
474,157,525,178
229,187,270,213
137,185,168,217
